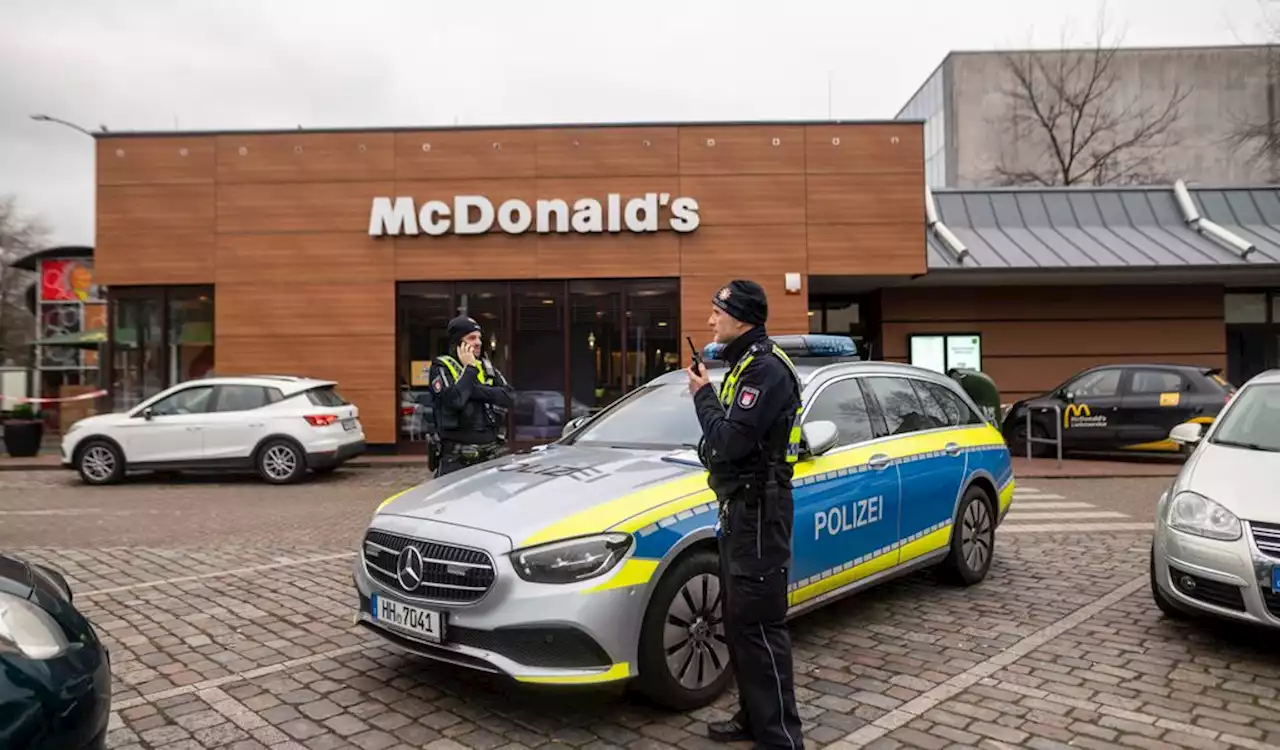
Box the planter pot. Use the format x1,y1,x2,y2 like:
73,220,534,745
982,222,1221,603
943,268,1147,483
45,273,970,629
3,420,44,458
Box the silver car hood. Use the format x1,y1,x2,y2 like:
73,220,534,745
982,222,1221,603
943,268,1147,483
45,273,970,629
376,443,707,550
1181,442,1280,524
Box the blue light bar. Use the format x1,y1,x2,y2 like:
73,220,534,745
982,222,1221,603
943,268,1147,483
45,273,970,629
702,334,860,362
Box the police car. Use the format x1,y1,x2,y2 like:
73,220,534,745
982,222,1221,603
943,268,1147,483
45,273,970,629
353,335,1015,710
1003,364,1236,458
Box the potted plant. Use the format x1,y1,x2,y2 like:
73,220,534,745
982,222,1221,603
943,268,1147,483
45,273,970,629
4,403,44,458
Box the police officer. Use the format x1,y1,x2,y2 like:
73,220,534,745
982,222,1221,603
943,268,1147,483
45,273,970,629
686,280,805,750
428,315,515,477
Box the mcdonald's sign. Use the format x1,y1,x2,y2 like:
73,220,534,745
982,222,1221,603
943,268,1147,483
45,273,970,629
1063,403,1107,429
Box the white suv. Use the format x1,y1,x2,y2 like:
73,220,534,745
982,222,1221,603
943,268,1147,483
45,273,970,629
62,375,366,485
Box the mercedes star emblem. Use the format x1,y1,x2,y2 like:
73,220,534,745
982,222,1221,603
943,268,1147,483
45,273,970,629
396,546,425,592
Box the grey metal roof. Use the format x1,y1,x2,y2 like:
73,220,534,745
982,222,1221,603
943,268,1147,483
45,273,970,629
926,185,1280,270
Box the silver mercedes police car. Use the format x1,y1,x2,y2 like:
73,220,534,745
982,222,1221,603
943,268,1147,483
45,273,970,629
352,335,1015,709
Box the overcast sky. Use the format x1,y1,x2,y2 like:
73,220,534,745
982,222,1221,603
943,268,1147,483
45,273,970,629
0,0,1271,247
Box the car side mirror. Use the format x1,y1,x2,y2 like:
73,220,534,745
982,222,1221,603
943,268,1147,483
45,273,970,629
142,407,155,420
563,415,587,436
1169,422,1203,445
1062,390,1076,402
801,421,839,458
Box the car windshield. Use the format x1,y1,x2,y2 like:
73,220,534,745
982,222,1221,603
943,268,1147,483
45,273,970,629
1210,383,1280,452
565,382,708,450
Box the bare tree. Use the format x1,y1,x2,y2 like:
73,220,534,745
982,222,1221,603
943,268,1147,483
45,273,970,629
0,195,47,365
989,17,1191,187
1225,3,1280,181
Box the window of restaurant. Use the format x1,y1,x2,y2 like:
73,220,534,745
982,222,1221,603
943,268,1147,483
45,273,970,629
808,293,879,359
1226,290,1280,386
106,286,214,412
396,279,679,450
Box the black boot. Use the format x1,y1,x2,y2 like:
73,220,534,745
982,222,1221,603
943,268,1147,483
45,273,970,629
706,715,752,743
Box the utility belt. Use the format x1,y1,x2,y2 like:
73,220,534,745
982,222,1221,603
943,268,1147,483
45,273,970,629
716,463,784,534
441,438,505,465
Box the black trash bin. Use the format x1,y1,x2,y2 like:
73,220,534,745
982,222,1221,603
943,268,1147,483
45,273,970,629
947,368,1001,426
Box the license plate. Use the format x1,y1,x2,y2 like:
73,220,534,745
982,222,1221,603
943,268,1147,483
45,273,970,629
342,418,357,431
370,593,444,642
1272,567,1280,595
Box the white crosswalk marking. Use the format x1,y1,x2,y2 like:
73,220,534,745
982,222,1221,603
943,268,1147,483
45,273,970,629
998,483,1148,535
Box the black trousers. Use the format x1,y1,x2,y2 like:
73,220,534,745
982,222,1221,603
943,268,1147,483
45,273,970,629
717,533,805,750
434,440,504,478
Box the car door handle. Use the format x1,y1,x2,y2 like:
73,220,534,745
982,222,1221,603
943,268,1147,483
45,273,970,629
868,454,892,470
249,423,264,428
944,442,961,456
186,426,201,431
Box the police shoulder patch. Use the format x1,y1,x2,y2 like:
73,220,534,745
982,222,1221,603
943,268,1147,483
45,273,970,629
431,376,445,393
737,385,761,410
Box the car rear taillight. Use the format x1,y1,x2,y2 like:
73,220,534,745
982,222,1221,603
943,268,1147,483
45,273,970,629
401,406,414,416
304,414,339,427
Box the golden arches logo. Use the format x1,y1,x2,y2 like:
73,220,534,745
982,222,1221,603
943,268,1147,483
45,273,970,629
1063,403,1091,428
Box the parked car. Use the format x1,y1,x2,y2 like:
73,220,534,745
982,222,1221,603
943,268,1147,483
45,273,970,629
1003,363,1235,458
1151,368,1280,627
0,552,111,750
62,375,366,485
352,335,1015,709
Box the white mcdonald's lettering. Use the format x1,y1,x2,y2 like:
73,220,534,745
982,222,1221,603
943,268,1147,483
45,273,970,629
368,194,701,237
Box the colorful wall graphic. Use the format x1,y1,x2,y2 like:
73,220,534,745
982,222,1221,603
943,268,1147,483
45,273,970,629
37,258,103,369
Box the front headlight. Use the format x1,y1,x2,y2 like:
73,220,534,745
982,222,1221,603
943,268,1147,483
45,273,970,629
1168,491,1242,541
0,591,71,660
512,533,633,584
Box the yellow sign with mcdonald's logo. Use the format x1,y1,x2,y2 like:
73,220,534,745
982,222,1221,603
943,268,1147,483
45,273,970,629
1063,403,1108,429
1159,392,1180,407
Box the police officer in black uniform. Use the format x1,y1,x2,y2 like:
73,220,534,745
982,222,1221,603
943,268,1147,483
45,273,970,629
428,315,515,477
686,280,805,750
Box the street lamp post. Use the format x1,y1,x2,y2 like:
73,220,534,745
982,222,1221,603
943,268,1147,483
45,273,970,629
29,114,96,136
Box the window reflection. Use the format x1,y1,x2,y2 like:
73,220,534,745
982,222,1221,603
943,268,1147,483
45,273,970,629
570,281,623,413
168,291,214,384
110,294,164,410
624,280,680,391
398,283,452,443
512,282,571,442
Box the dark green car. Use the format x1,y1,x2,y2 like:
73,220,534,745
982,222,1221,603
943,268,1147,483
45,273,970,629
0,552,111,750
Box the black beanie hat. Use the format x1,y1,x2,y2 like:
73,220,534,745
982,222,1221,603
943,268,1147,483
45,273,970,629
447,315,482,347
712,280,768,327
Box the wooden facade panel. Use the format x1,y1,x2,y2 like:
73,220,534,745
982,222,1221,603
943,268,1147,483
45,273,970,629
677,125,806,175
215,283,393,338
678,175,806,227
395,130,538,179
807,223,926,275
215,133,396,183
97,137,215,185
679,225,807,277
805,123,925,174
94,231,215,286
214,335,394,393
98,184,215,233
881,319,1224,359
535,127,679,177
394,233,538,280
217,181,393,234
537,232,679,279
343,388,397,445
217,233,393,285
807,173,923,225
881,285,1225,322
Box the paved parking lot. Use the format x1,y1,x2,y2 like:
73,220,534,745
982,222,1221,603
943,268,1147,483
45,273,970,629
6,467,1280,750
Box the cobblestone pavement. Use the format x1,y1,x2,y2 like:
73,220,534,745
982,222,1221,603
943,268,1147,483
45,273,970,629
6,469,1280,749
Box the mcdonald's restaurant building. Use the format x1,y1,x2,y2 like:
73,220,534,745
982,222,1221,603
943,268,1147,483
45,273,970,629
90,119,1280,451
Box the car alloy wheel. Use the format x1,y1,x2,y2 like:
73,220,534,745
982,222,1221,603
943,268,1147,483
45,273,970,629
663,572,729,691
942,485,996,586
258,440,303,484
77,440,123,485
633,548,734,711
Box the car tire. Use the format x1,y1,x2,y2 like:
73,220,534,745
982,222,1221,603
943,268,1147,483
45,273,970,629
632,548,732,711
75,439,125,485
1008,421,1052,458
1150,546,1188,620
256,439,305,484
940,485,996,586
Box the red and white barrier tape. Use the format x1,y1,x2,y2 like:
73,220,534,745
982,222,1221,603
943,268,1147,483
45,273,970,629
3,389,108,404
